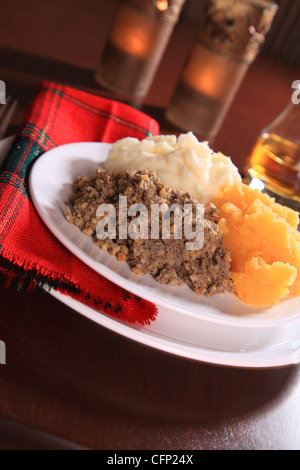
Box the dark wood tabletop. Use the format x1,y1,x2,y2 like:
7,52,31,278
0,0,300,451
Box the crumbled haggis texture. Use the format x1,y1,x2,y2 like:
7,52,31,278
65,169,233,297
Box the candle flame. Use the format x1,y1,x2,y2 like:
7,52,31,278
129,34,147,56
156,0,169,12
183,64,219,97
197,70,218,96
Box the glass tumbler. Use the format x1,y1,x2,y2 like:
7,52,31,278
95,0,187,99
246,96,300,211
165,0,278,141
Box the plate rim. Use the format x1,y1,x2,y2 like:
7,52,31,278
50,289,300,369
1,136,299,368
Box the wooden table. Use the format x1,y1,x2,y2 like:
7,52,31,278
0,0,300,451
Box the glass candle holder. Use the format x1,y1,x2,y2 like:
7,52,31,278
245,97,300,211
165,0,278,141
95,0,187,99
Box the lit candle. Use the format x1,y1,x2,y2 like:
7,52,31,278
166,0,278,140
180,40,249,100
95,0,187,98
108,3,155,59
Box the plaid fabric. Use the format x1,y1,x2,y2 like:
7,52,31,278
0,82,160,325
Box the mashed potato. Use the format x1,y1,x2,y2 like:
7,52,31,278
105,132,241,203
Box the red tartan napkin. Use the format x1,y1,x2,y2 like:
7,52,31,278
0,82,159,325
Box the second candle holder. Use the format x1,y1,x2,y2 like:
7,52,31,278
165,0,278,141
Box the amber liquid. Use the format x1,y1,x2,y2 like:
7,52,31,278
247,133,300,202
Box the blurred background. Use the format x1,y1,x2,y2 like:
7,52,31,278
1,1,300,72
186,0,300,66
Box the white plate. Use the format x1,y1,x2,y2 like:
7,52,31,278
2,138,299,367
28,142,300,327
50,290,300,368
